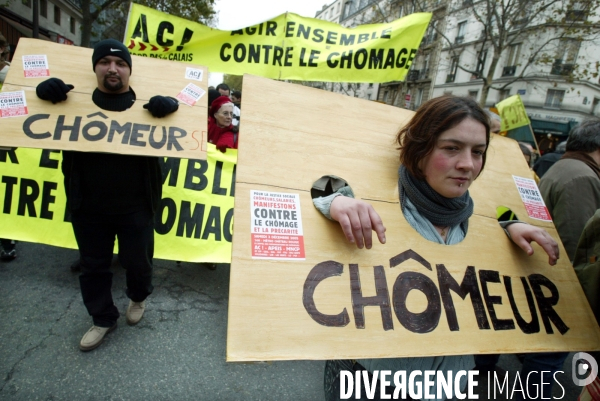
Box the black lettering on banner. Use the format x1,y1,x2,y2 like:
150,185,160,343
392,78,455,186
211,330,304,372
130,123,149,147
201,206,221,240
381,27,392,39
479,270,515,330
248,44,260,63
131,14,149,43
355,49,368,70
177,201,205,238
437,264,490,331
160,157,180,187
299,48,320,67
155,197,176,235
156,21,174,47
229,164,236,197
245,25,257,35
340,50,352,69
262,45,273,64
358,33,369,43
297,24,310,39
350,263,394,331
273,46,283,66
303,260,350,327
39,149,60,169
149,126,167,149
396,48,408,68
2,176,17,213
177,27,194,51
0,148,18,164
504,276,540,334
285,21,295,37
53,115,82,141
312,28,324,43
369,49,384,69
384,50,395,68
212,161,227,195
234,44,246,62
327,52,339,68
23,114,51,139
108,121,132,143
266,21,277,36
326,31,338,45
223,208,233,242
231,29,243,36
340,34,355,46
405,49,417,70
40,181,57,219
167,127,185,151
220,43,232,61
528,274,569,335
17,178,39,217
284,47,293,67
184,159,208,191
82,120,108,142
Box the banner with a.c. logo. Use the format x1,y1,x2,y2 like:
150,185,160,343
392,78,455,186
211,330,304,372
0,144,235,263
124,3,431,83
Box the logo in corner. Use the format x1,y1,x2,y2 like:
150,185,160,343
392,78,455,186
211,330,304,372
572,352,598,386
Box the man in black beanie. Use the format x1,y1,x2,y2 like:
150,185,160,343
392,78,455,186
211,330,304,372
36,39,179,351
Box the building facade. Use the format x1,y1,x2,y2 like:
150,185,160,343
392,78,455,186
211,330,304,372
1,0,83,54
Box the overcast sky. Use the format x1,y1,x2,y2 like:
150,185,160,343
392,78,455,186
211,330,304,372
208,0,331,85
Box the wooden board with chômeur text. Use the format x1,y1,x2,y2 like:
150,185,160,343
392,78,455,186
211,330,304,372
0,38,208,159
226,74,600,362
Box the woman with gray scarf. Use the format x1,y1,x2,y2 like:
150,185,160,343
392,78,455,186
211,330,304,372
313,95,559,401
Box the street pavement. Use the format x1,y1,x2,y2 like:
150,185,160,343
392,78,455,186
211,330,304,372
0,241,584,400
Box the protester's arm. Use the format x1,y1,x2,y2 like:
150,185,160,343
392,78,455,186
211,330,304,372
311,175,386,249
505,222,559,266
214,128,237,153
143,96,179,118
36,78,74,104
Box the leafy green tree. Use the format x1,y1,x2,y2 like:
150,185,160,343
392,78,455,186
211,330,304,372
223,74,243,92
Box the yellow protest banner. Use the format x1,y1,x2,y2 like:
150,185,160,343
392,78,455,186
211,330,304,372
124,3,431,83
496,94,530,131
0,144,235,263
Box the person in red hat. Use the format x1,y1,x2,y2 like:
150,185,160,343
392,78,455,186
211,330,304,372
208,95,239,152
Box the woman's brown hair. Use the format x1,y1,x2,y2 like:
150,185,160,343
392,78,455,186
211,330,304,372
396,95,491,180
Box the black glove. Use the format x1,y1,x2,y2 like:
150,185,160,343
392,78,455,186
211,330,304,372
143,96,179,118
36,78,74,104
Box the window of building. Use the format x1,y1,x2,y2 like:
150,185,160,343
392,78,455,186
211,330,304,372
416,88,424,107
70,16,76,34
475,50,487,76
356,83,361,89
499,89,510,101
545,89,565,108
383,91,389,102
368,83,373,88
54,5,61,25
468,90,478,99
566,1,587,21
455,21,466,44
367,93,372,100
552,38,580,75
446,56,459,82
40,0,47,17
503,43,521,76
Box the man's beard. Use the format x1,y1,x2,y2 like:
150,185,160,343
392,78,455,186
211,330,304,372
103,74,123,92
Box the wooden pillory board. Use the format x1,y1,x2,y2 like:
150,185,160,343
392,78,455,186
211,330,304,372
1,38,208,159
227,74,600,362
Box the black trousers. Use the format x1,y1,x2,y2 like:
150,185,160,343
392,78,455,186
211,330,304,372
72,210,155,327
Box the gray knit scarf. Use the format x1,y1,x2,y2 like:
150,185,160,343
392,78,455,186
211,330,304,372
398,165,473,228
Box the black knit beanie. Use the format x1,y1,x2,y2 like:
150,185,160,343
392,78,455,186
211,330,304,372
92,39,132,73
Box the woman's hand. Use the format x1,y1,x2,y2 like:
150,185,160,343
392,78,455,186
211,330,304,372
506,223,559,265
330,196,386,249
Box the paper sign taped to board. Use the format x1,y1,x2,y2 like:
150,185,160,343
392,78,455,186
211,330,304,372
0,91,28,118
251,190,305,260
176,83,205,106
513,175,552,221
185,67,204,82
22,55,49,78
